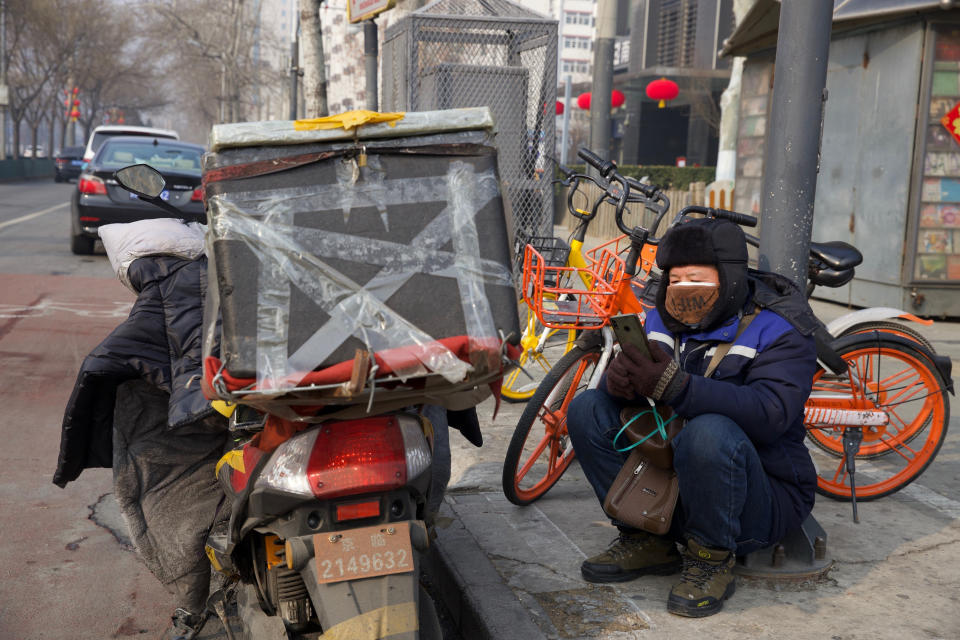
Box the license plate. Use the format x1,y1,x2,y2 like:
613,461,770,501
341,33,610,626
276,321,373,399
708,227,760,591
130,189,170,201
313,522,413,585
71,160,83,166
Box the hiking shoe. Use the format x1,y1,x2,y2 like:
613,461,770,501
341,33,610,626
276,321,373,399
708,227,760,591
581,530,681,583
667,538,736,617
160,608,205,640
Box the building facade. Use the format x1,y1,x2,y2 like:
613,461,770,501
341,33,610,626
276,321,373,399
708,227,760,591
724,0,960,316
616,0,735,166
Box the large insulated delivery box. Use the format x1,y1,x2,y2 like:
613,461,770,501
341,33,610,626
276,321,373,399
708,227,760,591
201,108,519,414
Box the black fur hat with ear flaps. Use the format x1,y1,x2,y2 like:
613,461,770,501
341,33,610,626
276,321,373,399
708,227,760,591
655,217,750,334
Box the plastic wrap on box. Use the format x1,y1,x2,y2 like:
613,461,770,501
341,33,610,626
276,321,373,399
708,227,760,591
202,108,519,416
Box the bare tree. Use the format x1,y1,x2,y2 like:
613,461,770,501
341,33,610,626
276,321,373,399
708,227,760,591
5,0,60,157
4,0,167,156
300,0,328,117
688,79,722,136
152,0,274,129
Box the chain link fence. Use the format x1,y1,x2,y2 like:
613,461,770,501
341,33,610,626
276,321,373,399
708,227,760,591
382,0,558,247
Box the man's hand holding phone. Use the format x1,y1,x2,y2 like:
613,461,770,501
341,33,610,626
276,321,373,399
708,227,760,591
606,314,689,403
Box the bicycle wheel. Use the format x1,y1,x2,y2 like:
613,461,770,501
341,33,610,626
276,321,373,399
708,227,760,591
831,324,938,454
501,307,578,403
502,343,601,506
838,320,935,353
805,334,950,501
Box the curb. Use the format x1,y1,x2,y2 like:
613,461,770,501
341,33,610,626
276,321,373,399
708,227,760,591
424,501,549,640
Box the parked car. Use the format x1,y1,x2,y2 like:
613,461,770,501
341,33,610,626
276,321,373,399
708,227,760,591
81,124,179,165
54,146,85,182
70,136,205,254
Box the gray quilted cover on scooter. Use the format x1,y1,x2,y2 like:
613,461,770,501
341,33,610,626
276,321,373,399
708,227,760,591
112,380,229,615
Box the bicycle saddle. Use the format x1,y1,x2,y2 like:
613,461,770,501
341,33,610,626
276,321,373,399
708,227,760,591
809,240,863,270
808,265,855,288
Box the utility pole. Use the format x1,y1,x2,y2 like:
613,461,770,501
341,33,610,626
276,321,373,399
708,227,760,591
0,0,7,159
588,0,615,162
289,12,300,120
221,61,228,123
560,74,571,165
363,19,378,111
758,0,833,288
67,80,76,146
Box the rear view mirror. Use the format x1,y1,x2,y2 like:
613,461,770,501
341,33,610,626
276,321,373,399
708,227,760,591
114,164,165,199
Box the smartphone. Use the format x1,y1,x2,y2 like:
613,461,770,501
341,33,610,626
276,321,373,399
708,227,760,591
610,313,652,360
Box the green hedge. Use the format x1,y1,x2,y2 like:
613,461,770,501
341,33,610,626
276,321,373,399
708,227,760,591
0,158,55,181
562,164,716,190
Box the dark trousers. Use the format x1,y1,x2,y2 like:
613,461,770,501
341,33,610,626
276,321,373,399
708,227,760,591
567,387,779,555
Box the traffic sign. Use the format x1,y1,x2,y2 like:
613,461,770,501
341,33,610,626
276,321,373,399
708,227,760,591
347,0,394,23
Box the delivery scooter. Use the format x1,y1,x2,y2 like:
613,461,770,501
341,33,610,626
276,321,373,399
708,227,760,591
114,164,447,640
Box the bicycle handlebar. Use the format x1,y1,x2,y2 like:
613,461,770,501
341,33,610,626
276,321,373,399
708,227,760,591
624,175,659,199
570,147,759,277
678,205,758,228
577,148,617,178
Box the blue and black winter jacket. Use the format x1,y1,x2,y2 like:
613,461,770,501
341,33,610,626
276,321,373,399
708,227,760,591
645,275,819,542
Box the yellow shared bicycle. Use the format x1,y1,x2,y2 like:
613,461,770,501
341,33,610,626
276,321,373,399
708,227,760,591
501,165,604,402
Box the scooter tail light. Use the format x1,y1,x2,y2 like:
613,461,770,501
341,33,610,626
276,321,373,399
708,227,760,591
306,417,408,499
254,415,433,501
254,429,321,497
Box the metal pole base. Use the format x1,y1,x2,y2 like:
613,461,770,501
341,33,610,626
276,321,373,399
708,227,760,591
735,514,833,582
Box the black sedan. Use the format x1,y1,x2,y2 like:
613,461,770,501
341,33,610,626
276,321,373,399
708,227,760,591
70,136,206,254
54,145,85,182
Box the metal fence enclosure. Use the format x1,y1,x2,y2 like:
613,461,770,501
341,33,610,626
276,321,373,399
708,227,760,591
382,0,558,241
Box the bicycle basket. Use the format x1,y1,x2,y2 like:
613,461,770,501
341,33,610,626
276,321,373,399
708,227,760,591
514,235,571,288
522,243,625,330
586,234,658,277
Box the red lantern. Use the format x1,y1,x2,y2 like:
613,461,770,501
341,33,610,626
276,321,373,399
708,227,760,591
555,100,564,115
646,77,679,108
117,117,125,124
70,108,80,119
577,90,626,111
73,99,80,107
72,86,79,94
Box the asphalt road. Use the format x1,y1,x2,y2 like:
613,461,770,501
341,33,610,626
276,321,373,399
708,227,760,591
0,178,180,639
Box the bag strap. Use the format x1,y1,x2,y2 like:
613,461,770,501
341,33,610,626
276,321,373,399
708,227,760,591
703,311,757,379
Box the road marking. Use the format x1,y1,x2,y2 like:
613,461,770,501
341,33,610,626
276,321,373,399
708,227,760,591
854,458,960,518
0,300,132,319
821,457,960,519
0,202,69,231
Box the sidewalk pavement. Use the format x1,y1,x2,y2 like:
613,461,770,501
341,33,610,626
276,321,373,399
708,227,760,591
425,298,960,640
